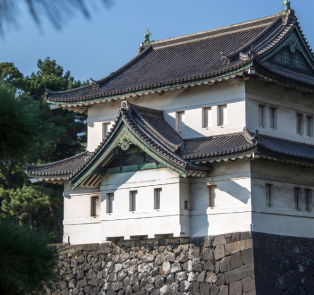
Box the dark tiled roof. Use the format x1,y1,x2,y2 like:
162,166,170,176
45,12,301,103
183,133,255,160
257,135,314,161
25,152,89,179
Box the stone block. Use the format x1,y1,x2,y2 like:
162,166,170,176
229,281,242,295
179,280,190,292
225,240,253,256
77,279,87,287
155,275,164,288
240,232,252,241
205,272,217,283
217,285,228,295
188,248,200,259
225,263,254,284
202,248,214,260
193,263,202,272
166,273,175,284
197,271,205,282
213,235,226,246
242,276,255,293
176,271,187,282
166,252,175,262
210,284,220,295
170,262,181,273
200,282,210,294
231,233,240,243
159,261,170,275
214,245,225,260
68,279,76,288
230,252,243,270
60,289,68,295
220,257,230,273
215,261,220,274
241,248,253,265
216,273,225,285
204,260,215,271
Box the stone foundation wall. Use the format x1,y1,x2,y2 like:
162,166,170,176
48,232,314,295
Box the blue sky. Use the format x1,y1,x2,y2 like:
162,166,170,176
1,0,313,82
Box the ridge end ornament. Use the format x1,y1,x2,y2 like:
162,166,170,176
143,28,155,45
90,78,100,91
220,52,230,66
288,40,297,53
277,0,291,16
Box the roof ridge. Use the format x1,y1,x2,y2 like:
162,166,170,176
26,151,89,169
184,132,246,142
150,14,277,47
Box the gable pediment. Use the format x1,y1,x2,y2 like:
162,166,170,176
261,28,314,77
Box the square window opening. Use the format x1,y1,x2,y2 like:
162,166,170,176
259,105,265,127
307,116,313,137
107,193,114,214
270,108,277,129
154,188,162,210
130,191,137,212
296,114,303,135
294,187,301,210
176,111,185,133
305,189,312,211
266,184,273,208
91,196,99,217
203,107,212,128
207,185,217,208
103,122,111,139
218,105,227,126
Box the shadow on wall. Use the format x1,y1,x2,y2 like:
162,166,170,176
219,180,251,205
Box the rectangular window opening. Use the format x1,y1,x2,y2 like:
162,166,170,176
130,191,137,212
107,193,114,214
207,185,217,208
296,114,303,135
294,187,301,210
154,188,162,210
307,116,313,137
184,201,189,210
91,196,98,216
176,111,185,132
266,184,273,208
305,189,312,211
103,122,111,139
203,107,212,128
218,105,227,126
270,108,277,129
259,105,265,127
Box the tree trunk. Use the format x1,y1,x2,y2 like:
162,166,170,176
50,204,62,243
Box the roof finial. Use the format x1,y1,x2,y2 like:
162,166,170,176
144,28,154,44
277,0,291,16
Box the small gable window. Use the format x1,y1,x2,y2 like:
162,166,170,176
270,108,277,129
296,113,303,135
218,105,227,126
259,105,265,127
130,191,137,212
306,116,313,137
203,107,212,129
154,188,162,210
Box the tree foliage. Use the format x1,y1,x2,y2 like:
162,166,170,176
0,219,58,295
0,58,88,242
0,0,112,33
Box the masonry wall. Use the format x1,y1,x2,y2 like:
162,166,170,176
49,232,255,295
49,232,314,295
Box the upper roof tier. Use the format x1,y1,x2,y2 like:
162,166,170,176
45,9,314,105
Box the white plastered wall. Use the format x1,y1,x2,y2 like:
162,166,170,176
246,79,314,144
190,159,252,237
63,182,101,244
100,168,190,241
87,79,246,152
251,159,314,238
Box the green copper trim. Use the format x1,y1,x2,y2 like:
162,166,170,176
70,118,188,189
49,64,252,106
95,163,166,176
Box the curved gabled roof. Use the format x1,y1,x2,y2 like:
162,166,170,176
25,151,90,180
45,10,308,104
